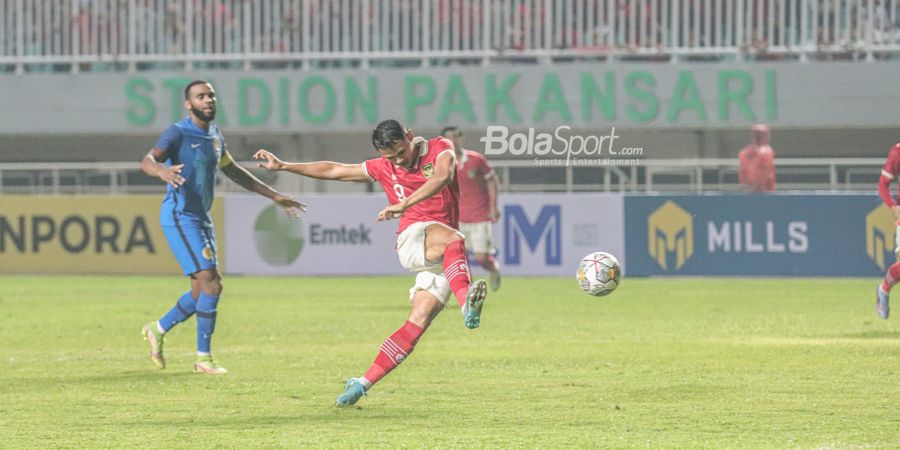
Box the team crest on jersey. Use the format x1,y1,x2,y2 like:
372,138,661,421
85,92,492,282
467,169,477,179
212,138,222,153
422,163,434,179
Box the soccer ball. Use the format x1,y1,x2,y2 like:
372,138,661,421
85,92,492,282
576,252,621,297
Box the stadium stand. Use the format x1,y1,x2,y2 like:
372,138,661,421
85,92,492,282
4,0,900,71
0,0,897,193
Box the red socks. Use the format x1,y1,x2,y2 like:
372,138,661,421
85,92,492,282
363,321,424,385
477,254,498,272
883,262,900,292
444,240,472,307
359,240,472,388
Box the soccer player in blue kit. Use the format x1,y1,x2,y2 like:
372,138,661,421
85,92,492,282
140,80,305,374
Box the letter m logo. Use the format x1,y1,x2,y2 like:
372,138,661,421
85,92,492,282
504,204,561,266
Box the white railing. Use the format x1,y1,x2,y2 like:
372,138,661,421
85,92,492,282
3,0,900,73
0,158,884,195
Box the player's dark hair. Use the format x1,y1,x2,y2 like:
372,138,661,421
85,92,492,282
440,126,460,137
372,119,408,150
184,80,210,100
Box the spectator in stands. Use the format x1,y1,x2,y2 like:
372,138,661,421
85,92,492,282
738,124,776,192
165,2,185,55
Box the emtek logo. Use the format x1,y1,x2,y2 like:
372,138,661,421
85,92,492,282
866,204,896,270
253,205,374,266
504,204,561,265
648,201,694,270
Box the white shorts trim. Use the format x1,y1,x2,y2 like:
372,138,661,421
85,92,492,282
396,221,442,272
459,221,495,255
396,221,457,306
408,270,452,307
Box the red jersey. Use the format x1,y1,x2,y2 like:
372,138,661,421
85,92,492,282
878,143,900,207
738,145,776,192
363,137,459,234
457,149,495,223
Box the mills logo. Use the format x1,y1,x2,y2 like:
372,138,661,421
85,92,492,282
866,204,897,270
648,201,694,270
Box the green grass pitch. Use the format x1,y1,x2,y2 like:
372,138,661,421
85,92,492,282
1,275,899,448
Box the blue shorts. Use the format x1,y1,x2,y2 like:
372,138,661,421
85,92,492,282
162,223,218,276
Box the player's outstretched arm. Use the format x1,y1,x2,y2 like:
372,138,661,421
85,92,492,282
377,150,456,221
220,151,306,217
141,148,185,189
252,149,369,182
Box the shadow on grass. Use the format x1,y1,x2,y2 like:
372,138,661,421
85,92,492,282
0,370,196,393
839,330,900,339
117,407,411,428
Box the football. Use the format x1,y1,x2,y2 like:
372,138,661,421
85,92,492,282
576,252,622,296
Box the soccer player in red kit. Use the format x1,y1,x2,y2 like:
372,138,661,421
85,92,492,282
875,142,900,319
252,119,488,406
442,126,502,291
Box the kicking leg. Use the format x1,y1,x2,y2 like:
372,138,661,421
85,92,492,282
336,290,444,406
425,224,487,329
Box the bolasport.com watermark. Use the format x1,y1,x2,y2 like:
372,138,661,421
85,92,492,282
479,125,644,166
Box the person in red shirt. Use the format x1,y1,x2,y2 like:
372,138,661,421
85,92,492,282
253,119,488,406
875,143,900,319
442,126,502,291
738,124,776,192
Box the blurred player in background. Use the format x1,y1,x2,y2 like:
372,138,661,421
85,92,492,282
253,119,488,406
140,80,305,374
875,142,900,319
441,126,502,291
738,124,776,193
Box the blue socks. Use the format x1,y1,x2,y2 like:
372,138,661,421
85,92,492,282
156,290,221,354
158,291,196,333
196,292,220,354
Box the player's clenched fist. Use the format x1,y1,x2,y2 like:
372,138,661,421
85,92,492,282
377,203,404,221
253,149,285,171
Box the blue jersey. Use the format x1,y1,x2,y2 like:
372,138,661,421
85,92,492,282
155,117,231,228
